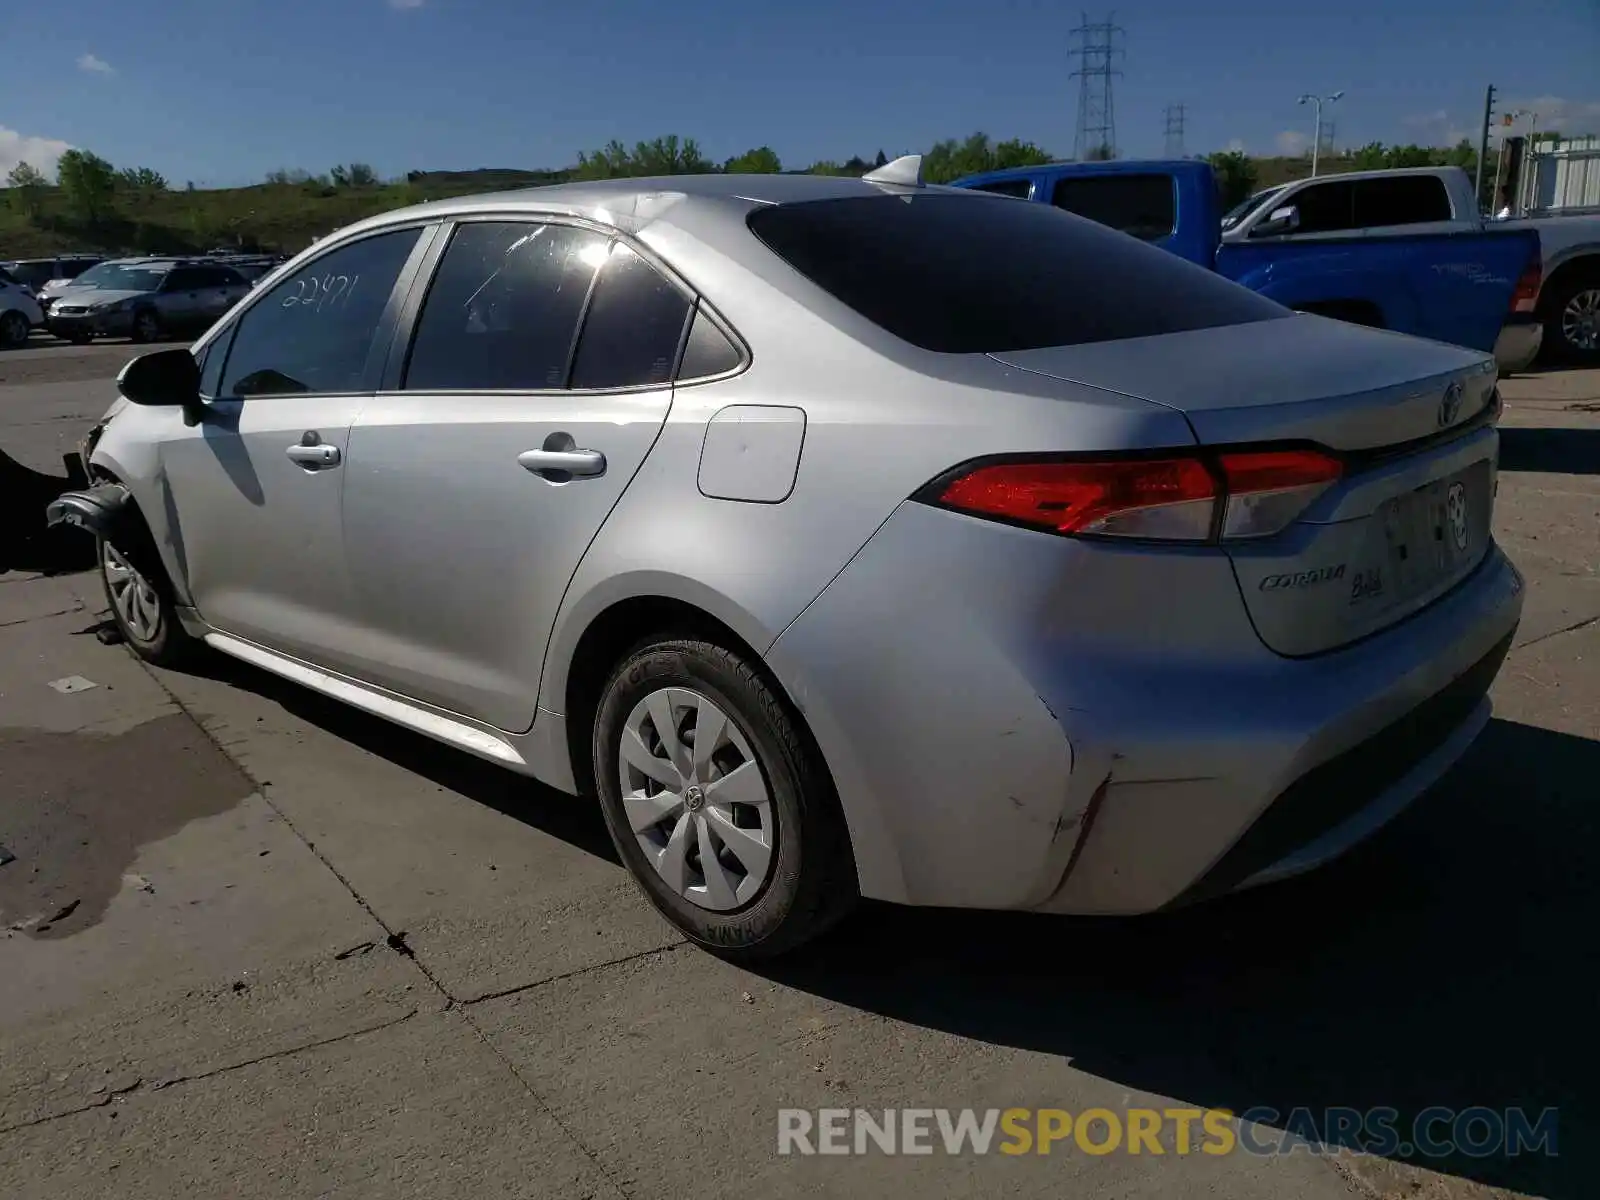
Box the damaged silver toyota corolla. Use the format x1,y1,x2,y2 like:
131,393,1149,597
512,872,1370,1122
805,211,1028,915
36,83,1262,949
50,161,1523,959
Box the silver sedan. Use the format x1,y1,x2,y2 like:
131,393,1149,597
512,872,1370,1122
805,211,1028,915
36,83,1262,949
56,161,1523,958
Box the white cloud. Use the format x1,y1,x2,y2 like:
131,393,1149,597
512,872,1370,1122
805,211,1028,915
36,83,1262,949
0,126,74,181
1502,96,1600,135
77,53,114,74
388,0,425,8
1275,129,1310,156
1404,111,1474,148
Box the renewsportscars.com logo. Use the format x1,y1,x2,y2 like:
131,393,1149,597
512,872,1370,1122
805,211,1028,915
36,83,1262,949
777,1106,1559,1158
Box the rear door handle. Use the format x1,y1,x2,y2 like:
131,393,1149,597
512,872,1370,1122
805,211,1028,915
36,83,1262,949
517,448,606,480
287,432,341,469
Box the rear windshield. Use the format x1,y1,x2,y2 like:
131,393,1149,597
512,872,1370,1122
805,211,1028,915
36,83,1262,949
747,193,1287,354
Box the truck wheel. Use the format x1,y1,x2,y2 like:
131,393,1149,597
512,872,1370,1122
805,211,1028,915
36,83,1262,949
0,310,28,349
592,637,858,961
1543,275,1600,365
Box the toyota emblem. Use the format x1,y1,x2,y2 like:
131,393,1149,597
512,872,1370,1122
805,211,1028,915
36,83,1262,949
1438,382,1464,428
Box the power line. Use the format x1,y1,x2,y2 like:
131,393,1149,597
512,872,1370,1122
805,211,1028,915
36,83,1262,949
1071,13,1125,160
1164,104,1186,158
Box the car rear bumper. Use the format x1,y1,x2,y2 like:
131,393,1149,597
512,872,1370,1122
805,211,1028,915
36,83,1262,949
1494,316,1544,374
765,500,1524,912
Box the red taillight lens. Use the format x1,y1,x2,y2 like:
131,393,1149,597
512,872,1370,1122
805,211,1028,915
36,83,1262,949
929,447,1343,543
1511,261,1542,314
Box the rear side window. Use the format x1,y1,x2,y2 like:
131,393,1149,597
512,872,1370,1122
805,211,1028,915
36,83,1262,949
1284,180,1357,235
219,227,421,397
747,193,1286,354
677,306,744,380
569,243,692,389
1051,174,1176,241
405,221,607,391
1354,176,1452,227
972,179,1033,199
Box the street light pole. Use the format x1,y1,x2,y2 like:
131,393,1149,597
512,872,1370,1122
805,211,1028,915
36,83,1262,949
1298,91,1344,177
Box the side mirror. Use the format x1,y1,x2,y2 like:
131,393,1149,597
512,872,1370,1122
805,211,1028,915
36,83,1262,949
1251,204,1301,238
116,348,206,425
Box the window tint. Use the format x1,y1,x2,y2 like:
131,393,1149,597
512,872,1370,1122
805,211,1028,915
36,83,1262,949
569,244,692,389
1051,174,1176,241
198,326,235,397
972,179,1033,199
404,221,606,391
1354,176,1452,227
164,267,207,291
677,306,744,380
1282,180,1356,235
747,194,1286,354
219,227,421,398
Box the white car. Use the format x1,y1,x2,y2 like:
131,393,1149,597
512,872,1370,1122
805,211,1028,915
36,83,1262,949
0,269,45,348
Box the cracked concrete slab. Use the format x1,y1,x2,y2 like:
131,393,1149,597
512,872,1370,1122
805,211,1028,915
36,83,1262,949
0,1009,622,1200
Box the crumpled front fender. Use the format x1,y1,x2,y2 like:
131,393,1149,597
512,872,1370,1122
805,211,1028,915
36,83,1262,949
44,481,132,539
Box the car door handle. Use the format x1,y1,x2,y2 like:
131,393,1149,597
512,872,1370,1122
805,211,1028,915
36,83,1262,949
517,448,606,479
286,437,341,469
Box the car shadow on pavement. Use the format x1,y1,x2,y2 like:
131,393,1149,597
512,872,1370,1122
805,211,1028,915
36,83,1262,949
1498,427,1600,476
766,717,1597,1200
173,653,620,865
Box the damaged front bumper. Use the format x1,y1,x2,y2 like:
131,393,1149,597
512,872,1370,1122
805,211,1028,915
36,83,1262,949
44,480,132,539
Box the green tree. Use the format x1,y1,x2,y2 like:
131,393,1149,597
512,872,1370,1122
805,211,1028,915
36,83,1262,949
345,162,378,186
1350,142,1389,170
575,135,712,179
1206,149,1259,209
1084,142,1115,161
1383,143,1435,168
723,146,782,174
117,165,169,193
56,149,117,224
5,161,48,220
993,138,1053,170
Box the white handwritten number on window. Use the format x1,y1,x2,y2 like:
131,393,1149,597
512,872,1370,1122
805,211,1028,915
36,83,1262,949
281,273,360,312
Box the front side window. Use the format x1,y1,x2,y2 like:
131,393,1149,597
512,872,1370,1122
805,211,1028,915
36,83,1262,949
1281,180,1357,235
569,243,692,389
748,193,1286,354
404,221,607,391
164,267,207,291
219,227,422,397
1051,174,1177,241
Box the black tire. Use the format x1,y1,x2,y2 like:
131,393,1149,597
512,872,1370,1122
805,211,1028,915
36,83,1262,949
0,310,28,349
1539,272,1600,365
130,307,161,345
97,518,201,668
592,638,858,961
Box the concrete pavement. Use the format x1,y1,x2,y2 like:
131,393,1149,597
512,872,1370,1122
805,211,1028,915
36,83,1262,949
1,344,1595,1199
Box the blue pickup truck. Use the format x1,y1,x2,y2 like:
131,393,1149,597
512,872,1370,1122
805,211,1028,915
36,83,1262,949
951,160,1544,369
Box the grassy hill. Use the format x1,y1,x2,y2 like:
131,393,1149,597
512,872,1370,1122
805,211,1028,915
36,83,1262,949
0,152,1444,261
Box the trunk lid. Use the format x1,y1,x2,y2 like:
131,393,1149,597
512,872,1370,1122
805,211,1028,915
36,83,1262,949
989,312,1497,452
992,314,1502,656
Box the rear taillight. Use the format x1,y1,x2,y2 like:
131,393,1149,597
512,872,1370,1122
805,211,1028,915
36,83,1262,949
1511,260,1542,314
924,447,1342,543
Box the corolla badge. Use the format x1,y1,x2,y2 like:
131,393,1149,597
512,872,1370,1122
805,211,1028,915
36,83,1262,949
1438,382,1465,428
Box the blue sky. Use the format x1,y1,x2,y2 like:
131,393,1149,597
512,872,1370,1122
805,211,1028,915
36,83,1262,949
2,0,1597,187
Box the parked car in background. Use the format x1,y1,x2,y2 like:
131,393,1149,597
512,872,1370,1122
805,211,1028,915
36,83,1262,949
2,254,103,301
51,166,1521,959
1502,210,1600,364
45,258,251,344
952,161,1544,372
0,267,46,347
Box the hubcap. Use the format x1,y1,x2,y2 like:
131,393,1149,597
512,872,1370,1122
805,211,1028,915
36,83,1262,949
617,687,775,911
0,313,24,346
103,542,162,643
1562,287,1600,352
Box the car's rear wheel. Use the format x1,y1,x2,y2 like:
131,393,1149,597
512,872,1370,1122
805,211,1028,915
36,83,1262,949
130,308,161,345
0,310,28,349
98,526,200,667
592,637,857,960
1544,275,1600,365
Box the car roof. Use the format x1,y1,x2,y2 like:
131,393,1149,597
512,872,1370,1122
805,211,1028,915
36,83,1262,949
335,172,988,243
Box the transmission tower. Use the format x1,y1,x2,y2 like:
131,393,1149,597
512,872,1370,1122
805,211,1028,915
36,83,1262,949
1164,104,1186,158
1071,13,1125,160
1318,119,1337,159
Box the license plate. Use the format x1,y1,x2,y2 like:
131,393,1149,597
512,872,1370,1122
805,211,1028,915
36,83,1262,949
1367,467,1487,609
